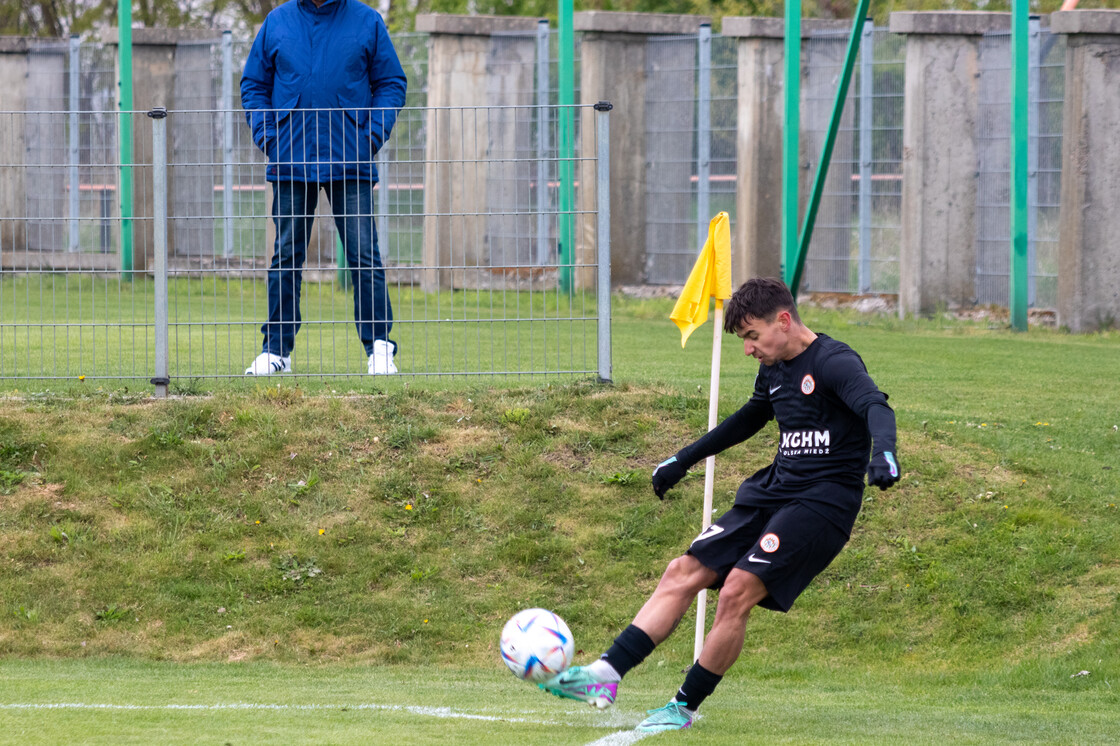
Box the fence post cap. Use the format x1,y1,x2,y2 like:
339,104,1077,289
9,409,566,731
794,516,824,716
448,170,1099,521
889,11,1011,36
1052,10,1120,35
574,11,710,35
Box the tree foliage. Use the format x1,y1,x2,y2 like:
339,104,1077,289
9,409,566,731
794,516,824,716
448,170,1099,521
1,1,232,36
0,0,1102,39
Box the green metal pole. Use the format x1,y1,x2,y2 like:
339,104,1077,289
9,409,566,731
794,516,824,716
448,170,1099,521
782,1,801,290
117,1,134,281
789,0,870,297
1009,1,1029,331
336,234,350,290
557,0,574,294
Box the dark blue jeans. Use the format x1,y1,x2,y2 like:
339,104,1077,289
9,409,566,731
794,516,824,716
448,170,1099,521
262,180,393,358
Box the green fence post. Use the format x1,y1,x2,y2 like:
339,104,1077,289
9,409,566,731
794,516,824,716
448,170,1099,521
789,0,870,297
337,234,350,290
1009,1,1029,331
781,1,801,290
117,2,134,281
558,0,574,295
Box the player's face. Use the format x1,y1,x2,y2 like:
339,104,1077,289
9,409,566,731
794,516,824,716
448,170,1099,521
735,312,791,366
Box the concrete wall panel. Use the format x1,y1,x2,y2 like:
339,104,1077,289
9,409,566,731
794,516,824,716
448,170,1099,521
1055,11,1120,331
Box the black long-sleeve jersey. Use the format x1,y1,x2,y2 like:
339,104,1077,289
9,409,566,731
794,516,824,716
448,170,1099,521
676,333,895,534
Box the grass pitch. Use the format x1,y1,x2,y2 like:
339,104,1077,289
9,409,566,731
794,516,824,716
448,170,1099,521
1,296,1119,742
1,658,1117,744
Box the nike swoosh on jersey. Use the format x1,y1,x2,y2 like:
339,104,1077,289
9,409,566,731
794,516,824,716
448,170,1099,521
747,553,772,564
769,385,781,394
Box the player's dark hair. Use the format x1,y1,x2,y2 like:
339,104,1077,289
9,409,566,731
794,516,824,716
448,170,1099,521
723,277,801,333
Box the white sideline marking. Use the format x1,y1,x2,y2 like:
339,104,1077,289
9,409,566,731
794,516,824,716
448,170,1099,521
0,701,634,730
583,730,651,746
0,702,529,723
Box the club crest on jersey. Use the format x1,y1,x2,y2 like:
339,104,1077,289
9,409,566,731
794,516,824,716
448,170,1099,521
800,374,816,395
760,533,780,553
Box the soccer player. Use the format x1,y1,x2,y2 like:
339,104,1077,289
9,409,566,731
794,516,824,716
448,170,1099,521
541,277,901,732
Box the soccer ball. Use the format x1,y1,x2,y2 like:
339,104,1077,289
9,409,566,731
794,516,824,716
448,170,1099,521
500,608,575,683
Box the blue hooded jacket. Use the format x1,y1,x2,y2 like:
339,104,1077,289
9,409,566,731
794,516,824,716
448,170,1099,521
241,0,407,183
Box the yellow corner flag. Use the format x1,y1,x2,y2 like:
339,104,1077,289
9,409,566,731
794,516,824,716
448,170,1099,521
670,212,733,347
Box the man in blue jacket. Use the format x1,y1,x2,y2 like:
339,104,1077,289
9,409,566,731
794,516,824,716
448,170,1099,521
241,0,407,376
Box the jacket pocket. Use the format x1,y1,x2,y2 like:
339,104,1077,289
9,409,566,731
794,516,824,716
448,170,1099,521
338,97,374,161
264,94,300,148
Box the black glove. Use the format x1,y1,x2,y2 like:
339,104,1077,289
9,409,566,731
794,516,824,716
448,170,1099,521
867,451,900,490
652,455,688,499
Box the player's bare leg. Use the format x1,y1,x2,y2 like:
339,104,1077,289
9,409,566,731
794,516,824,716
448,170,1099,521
541,555,716,709
696,569,768,674
632,554,719,643
638,569,768,732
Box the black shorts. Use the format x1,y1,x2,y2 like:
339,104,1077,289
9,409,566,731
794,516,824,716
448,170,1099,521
686,502,849,612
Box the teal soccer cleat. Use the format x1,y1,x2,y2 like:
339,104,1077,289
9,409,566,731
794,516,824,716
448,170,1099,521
539,666,618,710
636,700,696,732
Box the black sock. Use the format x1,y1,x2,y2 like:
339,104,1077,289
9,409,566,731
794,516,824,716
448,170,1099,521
675,662,722,711
601,625,656,678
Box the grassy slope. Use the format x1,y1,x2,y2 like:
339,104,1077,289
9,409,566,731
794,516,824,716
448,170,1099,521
1,300,1118,689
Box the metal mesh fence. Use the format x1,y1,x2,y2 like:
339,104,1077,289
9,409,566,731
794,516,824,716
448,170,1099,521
976,26,1064,310
645,33,701,283
5,33,433,269
1,110,156,381
862,29,906,295
162,32,432,270
643,26,904,292
1,31,610,387
0,19,1076,366
800,29,858,294
478,31,551,274
644,30,738,285
709,35,739,260
799,24,904,295
1034,31,1065,310
23,40,120,257
0,103,609,386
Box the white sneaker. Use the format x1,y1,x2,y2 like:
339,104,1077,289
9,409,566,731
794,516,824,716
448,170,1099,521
368,340,398,375
244,352,291,375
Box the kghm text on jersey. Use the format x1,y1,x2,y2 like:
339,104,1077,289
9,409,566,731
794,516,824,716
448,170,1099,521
779,429,831,455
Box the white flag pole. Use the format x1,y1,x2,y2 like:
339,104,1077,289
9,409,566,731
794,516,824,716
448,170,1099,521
693,298,724,663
